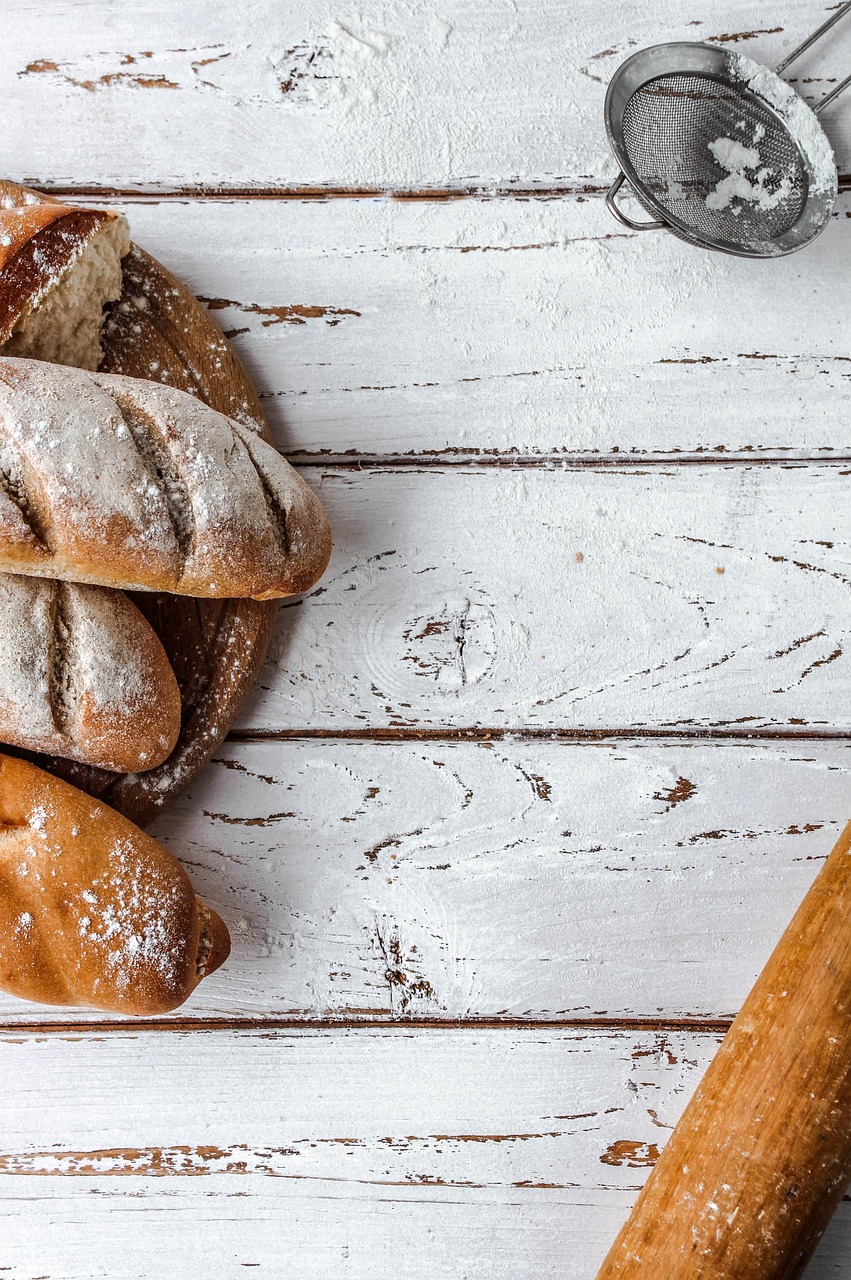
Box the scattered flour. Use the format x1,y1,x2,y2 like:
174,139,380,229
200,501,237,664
75,834,187,992
7,787,193,1000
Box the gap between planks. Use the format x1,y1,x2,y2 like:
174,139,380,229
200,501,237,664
0,1014,735,1037
227,727,851,744
286,455,851,469
27,177,851,200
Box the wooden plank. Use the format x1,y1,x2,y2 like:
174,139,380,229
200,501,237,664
80,194,851,460
0,1025,848,1278
6,1,851,190
0,740,848,1024
232,464,851,733
0,1185,845,1280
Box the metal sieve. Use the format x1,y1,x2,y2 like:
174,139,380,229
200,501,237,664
604,4,851,256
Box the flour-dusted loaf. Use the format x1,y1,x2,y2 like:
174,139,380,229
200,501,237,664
0,356,332,598
0,754,230,1014
0,572,180,772
0,182,129,370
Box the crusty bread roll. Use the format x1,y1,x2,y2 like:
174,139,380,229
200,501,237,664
0,356,331,598
0,571,180,772
0,754,230,1014
0,182,129,371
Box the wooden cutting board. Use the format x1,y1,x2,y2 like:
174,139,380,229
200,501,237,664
17,228,278,826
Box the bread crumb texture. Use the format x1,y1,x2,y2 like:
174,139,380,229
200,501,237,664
2,215,129,370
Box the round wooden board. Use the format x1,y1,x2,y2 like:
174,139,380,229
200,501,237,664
25,243,278,827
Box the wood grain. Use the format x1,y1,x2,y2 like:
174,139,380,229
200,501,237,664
6,1,851,190
0,740,847,1025
1,1184,847,1280
76,194,851,460
224,465,851,733
0,1025,847,1278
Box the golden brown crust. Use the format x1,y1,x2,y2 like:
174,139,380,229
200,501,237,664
0,754,229,1014
70,588,182,772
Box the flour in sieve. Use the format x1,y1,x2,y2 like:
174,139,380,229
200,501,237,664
726,51,837,197
705,136,795,213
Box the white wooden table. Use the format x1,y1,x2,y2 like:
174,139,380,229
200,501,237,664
2,3,851,1275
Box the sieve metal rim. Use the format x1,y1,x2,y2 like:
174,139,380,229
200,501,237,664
604,41,837,258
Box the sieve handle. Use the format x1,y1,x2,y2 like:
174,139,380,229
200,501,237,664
775,1,851,75
605,172,667,231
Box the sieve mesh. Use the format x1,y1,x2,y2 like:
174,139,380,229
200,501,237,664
621,72,807,243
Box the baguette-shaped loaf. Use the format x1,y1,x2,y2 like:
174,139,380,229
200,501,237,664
0,356,331,598
0,572,180,772
0,182,130,370
0,754,230,1014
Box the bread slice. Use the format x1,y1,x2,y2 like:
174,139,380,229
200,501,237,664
0,181,129,370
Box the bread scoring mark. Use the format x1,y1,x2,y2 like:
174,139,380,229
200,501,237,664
47,580,75,737
113,394,194,571
230,424,290,559
0,818,27,836
0,436,52,551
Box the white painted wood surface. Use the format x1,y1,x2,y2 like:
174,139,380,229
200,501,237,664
0,1025,847,1279
3,1,851,1275
0,740,848,1025
7,0,851,189
233,465,851,731
85,194,851,460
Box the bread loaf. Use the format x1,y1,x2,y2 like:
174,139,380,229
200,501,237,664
0,571,180,771
0,356,332,598
0,182,129,370
0,754,229,1014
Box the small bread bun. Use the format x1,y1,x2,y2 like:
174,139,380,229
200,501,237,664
0,754,230,1014
0,572,181,772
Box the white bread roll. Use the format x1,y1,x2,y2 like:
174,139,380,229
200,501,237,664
0,572,181,772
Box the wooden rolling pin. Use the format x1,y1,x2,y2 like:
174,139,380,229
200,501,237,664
596,819,851,1279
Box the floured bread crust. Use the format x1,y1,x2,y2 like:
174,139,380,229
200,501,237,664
0,572,181,771
0,357,332,598
0,754,230,1014
0,182,129,371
